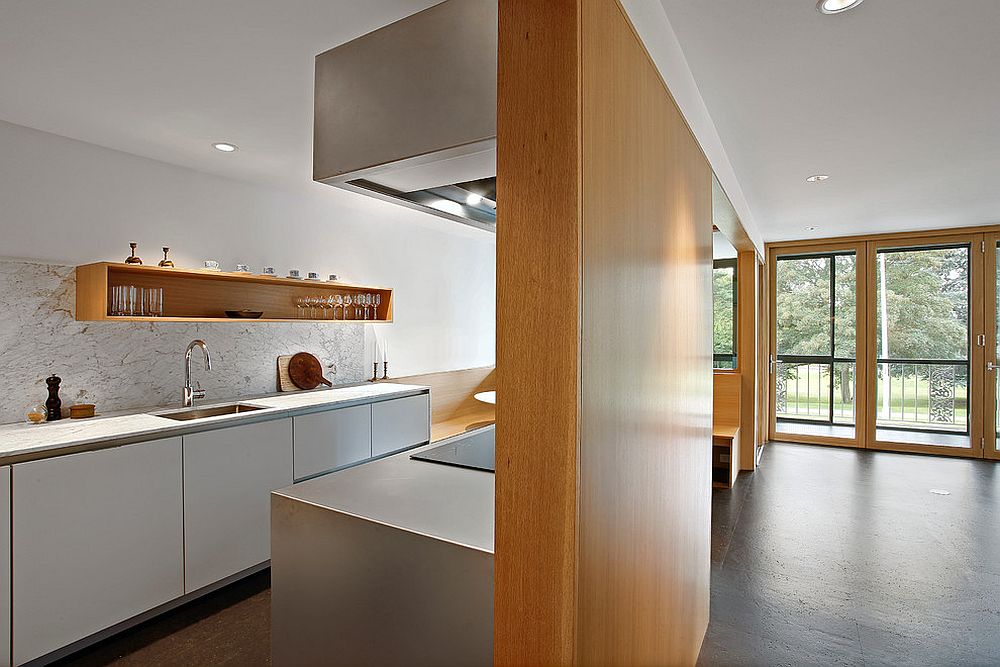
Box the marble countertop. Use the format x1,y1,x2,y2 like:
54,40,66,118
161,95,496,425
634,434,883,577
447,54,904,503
273,425,495,553
0,383,428,465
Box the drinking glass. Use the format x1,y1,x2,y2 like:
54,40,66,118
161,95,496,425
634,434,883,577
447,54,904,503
145,288,163,317
294,296,307,319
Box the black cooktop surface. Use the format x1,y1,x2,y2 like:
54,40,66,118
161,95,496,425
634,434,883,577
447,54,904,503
411,427,495,473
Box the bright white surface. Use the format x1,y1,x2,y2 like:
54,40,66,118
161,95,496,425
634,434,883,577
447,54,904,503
712,232,737,261
473,391,496,405
0,0,440,190
0,383,427,463
183,418,293,592
274,426,495,552
13,438,185,664
659,0,1000,241
0,121,496,379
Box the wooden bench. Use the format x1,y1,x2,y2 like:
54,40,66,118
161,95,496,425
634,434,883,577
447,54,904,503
713,373,741,488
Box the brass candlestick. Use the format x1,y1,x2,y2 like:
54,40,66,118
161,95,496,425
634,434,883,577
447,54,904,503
370,362,379,382
124,242,143,265
381,361,389,380
158,247,174,268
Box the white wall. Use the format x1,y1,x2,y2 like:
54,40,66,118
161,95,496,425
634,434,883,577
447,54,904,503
0,119,496,380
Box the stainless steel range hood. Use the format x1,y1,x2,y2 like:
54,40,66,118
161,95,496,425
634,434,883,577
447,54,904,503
313,0,497,233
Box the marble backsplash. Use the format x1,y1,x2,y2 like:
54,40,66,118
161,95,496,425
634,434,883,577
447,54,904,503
0,259,367,425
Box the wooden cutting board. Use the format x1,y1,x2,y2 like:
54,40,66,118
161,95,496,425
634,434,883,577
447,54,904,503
277,356,298,392
288,352,333,390
277,353,332,391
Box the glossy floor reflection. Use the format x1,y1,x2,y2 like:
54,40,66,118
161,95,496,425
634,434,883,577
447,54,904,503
699,441,1000,666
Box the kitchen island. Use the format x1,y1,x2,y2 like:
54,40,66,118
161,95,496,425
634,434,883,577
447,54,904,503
271,425,495,667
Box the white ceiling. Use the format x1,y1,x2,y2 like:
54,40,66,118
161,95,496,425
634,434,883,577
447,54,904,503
660,0,1000,242
0,0,439,190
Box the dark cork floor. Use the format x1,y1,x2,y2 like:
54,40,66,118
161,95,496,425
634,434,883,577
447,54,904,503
699,441,1000,666
55,441,999,666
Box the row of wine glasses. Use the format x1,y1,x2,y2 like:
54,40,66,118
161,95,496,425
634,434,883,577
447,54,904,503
294,293,382,320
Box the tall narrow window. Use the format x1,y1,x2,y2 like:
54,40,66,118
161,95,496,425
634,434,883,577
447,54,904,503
713,259,737,369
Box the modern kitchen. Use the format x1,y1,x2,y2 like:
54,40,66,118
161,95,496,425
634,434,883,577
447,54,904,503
1,1,503,664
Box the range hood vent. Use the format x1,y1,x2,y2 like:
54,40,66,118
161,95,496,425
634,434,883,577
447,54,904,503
313,0,497,233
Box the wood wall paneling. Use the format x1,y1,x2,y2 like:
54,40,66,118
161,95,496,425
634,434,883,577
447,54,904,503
495,0,581,663
497,1,712,664
737,250,758,470
578,0,713,657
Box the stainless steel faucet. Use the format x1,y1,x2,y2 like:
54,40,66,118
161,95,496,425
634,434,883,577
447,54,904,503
183,340,213,407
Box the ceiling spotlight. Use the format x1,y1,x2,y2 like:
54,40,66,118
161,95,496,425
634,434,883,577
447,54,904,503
465,193,483,206
804,226,818,232
806,174,830,182
816,0,865,15
212,142,239,153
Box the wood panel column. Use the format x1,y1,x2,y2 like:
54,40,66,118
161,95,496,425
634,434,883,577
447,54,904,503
496,1,713,664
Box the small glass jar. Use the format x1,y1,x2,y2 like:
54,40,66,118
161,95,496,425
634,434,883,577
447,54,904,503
27,403,47,424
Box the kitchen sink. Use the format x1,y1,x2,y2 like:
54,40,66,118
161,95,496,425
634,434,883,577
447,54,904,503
157,403,266,421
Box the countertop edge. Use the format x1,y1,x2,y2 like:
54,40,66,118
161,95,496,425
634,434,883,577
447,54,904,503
0,384,430,466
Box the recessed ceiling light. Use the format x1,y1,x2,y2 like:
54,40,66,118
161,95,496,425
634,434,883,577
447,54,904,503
805,226,818,232
212,142,239,153
816,0,865,15
806,174,830,182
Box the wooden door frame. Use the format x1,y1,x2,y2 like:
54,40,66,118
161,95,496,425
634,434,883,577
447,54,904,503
767,241,867,449
984,233,1000,461
864,232,985,459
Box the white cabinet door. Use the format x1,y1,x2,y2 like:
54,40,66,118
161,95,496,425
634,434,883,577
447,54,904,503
371,394,431,457
12,439,184,665
1,466,9,667
183,418,293,593
293,405,372,480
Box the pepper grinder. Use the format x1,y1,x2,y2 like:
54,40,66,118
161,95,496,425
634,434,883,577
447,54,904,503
125,242,143,265
45,375,63,421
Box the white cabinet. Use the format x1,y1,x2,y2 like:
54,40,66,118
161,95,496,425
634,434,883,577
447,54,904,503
12,439,184,665
371,394,431,457
183,418,293,593
293,405,372,480
1,466,9,667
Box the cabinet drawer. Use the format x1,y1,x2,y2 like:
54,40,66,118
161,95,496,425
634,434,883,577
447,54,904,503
12,439,184,664
371,394,430,457
293,405,372,480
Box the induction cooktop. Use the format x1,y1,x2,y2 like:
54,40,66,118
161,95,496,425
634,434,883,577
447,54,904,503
411,426,495,473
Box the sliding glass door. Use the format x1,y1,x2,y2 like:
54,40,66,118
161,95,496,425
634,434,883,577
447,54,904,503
769,232,994,459
769,243,865,447
869,240,980,453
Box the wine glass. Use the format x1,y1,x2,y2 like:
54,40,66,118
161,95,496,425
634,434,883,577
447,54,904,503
333,294,344,319
294,296,307,319
343,295,353,320
373,293,382,320
364,294,373,320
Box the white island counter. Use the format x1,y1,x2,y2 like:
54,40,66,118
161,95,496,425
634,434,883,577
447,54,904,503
270,425,495,667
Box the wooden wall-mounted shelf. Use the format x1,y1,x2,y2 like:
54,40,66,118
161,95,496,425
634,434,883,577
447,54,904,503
75,263,393,323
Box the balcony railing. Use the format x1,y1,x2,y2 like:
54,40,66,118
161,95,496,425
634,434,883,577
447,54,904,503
775,358,969,434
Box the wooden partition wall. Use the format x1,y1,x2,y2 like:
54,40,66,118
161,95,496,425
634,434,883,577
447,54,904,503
496,1,713,664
